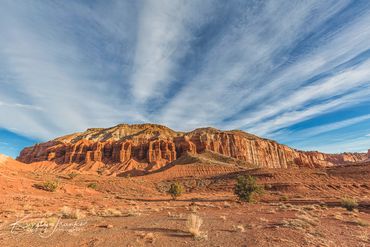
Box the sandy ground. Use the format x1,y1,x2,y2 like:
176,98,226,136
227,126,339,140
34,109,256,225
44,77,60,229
0,157,369,246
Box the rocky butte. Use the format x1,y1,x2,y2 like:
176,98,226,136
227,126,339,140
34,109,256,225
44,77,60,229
17,123,368,175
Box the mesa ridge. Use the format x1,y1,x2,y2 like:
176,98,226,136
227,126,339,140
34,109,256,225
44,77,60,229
17,123,368,175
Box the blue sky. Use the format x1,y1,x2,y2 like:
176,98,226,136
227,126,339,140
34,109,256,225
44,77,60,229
1,0,370,157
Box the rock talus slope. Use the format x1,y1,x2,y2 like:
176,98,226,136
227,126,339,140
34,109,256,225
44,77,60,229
17,124,367,174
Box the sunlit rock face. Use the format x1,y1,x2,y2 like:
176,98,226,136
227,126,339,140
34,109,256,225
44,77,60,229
17,123,368,170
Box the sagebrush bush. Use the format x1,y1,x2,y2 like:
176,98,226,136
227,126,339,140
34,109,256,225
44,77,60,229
341,198,358,211
68,172,78,179
279,195,289,201
34,181,59,192
87,182,98,190
168,182,184,200
234,175,264,202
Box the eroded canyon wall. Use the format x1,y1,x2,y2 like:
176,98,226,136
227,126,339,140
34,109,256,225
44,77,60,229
17,124,367,169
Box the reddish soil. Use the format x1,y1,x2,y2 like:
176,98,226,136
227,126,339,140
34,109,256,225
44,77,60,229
0,155,369,246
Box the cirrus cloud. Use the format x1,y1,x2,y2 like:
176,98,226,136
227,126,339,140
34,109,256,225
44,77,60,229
0,0,370,156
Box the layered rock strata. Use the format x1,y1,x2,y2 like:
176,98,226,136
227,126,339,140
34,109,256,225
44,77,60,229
17,124,368,170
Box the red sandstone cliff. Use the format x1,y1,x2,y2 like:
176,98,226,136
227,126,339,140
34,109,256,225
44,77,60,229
17,124,368,174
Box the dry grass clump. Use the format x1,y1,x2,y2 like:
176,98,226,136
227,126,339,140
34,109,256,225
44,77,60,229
282,213,318,230
143,232,155,243
332,213,343,221
60,206,86,219
267,209,276,214
279,195,289,201
186,214,207,240
302,205,319,211
67,173,78,179
46,216,59,226
87,182,98,190
88,207,97,216
353,229,370,243
137,232,156,243
191,205,199,213
259,217,269,223
341,198,358,211
186,203,200,213
100,208,123,217
201,203,217,208
282,218,310,229
34,181,59,192
278,203,294,211
296,214,318,226
167,212,184,219
348,219,370,227
127,207,142,217
232,224,246,232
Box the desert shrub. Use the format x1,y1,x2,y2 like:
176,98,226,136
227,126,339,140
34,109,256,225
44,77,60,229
100,208,123,217
34,181,59,192
350,219,369,227
127,207,142,217
60,206,85,219
279,195,289,201
68,172,78,179
87,182,98,190
234,175,264,202
187,214,207,240
341,198,358,211
168,182,184,200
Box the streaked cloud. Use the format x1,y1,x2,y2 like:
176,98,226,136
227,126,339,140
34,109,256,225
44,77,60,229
0,0,370,155
273,114,370,141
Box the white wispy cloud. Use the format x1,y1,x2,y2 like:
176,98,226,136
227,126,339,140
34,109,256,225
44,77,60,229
0,0,370,154
305,137,370,154
0,1,145,139
157,0,370,143
129,0,218,103
130,1,192,102
244,61,370,136
0,101,43,111
273,114,370,141
158,0,360,129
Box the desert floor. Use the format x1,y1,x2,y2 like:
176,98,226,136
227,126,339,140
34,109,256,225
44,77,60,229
0,160,369,246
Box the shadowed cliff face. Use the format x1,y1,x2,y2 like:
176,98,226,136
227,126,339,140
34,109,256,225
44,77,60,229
17,123,367,171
